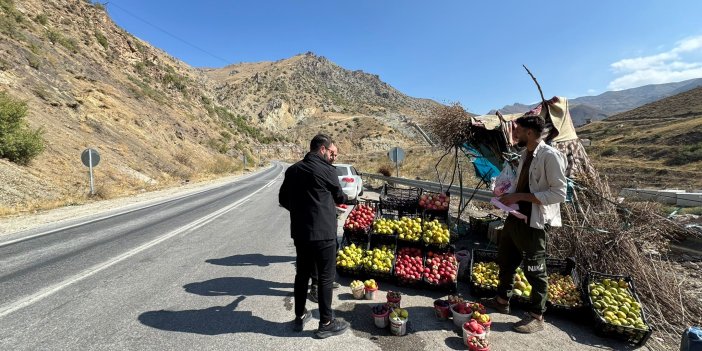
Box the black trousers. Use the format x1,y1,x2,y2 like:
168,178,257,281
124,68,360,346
294,239,336,324
496,215,549,315
310,238,340,287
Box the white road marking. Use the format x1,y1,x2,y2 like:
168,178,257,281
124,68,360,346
0,175,280,318
0,166,276,248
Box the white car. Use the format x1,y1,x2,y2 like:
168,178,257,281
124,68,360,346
335,164,363,202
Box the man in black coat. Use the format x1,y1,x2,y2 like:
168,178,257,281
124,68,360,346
279,134,350,338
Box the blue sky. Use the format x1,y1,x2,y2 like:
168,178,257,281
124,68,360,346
105,0,702,114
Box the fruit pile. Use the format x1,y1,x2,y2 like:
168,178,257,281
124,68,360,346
387,291,401,301
389,308,409,321
419,192,450,211
394,247,424,282
464,319,485,335
547,273,583,307
372,304,390,315
589,278,648,330
467,335,489,350
472,261,499,289
396,217,423,241
361,245,394,273
350,280,364,290
448,294,465,305
344,204,375,232
512,267,532,298
453,302,473,315
372,218,399,235
364,279,378,290
424,251,457,285
336,243,364,269
422,219,450,245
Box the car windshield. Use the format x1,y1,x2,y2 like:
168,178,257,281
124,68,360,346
336,166,350,176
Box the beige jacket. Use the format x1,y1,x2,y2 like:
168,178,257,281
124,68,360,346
508,140,568,229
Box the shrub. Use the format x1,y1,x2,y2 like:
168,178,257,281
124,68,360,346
0,91,45,165
34,13,48,25
94,31,108,49
378,165,392,177
601,146,618,157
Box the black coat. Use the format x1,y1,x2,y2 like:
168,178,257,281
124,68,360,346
279,152,347,241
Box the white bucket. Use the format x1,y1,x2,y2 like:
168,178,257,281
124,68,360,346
373,312,389,328
390,318,407,336
351,286,365,299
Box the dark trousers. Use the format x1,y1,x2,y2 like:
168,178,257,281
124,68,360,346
294,239,336,324
496,215,548,315
310,238,339,287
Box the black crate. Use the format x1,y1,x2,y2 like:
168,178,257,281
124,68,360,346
362,243,397,282
469,215,501,237
585,271,653,347
380,184,421,213
394,246,425,288
342,227,370,245
419,191,451,221
469,249,500,298
423,249,458,293
544,257,589,316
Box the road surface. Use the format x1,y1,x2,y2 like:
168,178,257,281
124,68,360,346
0,163,644,350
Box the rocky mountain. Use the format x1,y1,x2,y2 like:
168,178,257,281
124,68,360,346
577,86,702,190
492,78,702,126
0,0,439,212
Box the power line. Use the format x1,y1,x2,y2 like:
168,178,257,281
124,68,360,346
106,2,232,66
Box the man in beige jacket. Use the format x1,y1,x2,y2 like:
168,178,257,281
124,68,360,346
481,115,567,333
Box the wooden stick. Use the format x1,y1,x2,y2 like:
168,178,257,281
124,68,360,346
523,65,546,105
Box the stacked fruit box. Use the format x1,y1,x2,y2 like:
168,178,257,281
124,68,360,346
362,243,396,281
419,191,450,222
544,257,588,317
422,247,458,293
379,184,421,216
336,242,366,278
469,249,501,298
586,272,652,347
342,202,376,245
393,246,425,288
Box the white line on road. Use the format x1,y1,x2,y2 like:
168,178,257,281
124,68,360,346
0,175,281,319
0,166,277,248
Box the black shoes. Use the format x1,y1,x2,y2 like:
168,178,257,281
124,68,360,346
293,309,311,332
314,318,350,339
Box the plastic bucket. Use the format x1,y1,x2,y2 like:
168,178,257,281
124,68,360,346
351,286,365,299
365,288,378,300
479,319,492,336
434,300,451,320
390,318,408,336
462,324,487,347
451,304,472,328
386,296,401,309
372,310,390,328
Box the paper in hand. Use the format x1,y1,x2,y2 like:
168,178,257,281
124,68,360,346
490,197,528,223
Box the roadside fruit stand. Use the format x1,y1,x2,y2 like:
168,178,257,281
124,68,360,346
333,186,653,348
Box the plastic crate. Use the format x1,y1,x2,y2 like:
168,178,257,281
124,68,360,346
469,215,501,237
419,191,451,221
342,227,370,245
394,247,425,289
422,249,458,293
585,271,653,347
363,243,397,282
380,184,421,213
544,257,589,316
469,249,500,298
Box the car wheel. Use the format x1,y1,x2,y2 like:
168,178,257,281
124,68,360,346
358,188,364,197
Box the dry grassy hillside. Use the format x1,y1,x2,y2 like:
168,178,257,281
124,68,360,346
0,0,273,214
578,87,702,190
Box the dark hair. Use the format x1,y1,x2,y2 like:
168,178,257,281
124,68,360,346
515,115,545,135
310,133,333,152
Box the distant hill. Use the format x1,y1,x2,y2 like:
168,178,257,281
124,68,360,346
492,78,702,127
577,87,702,191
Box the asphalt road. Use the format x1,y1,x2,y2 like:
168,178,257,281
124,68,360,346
0,163,644,350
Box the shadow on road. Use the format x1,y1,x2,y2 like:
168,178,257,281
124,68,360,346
138,295,307,337
205,254,295,267
183,276,293,297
